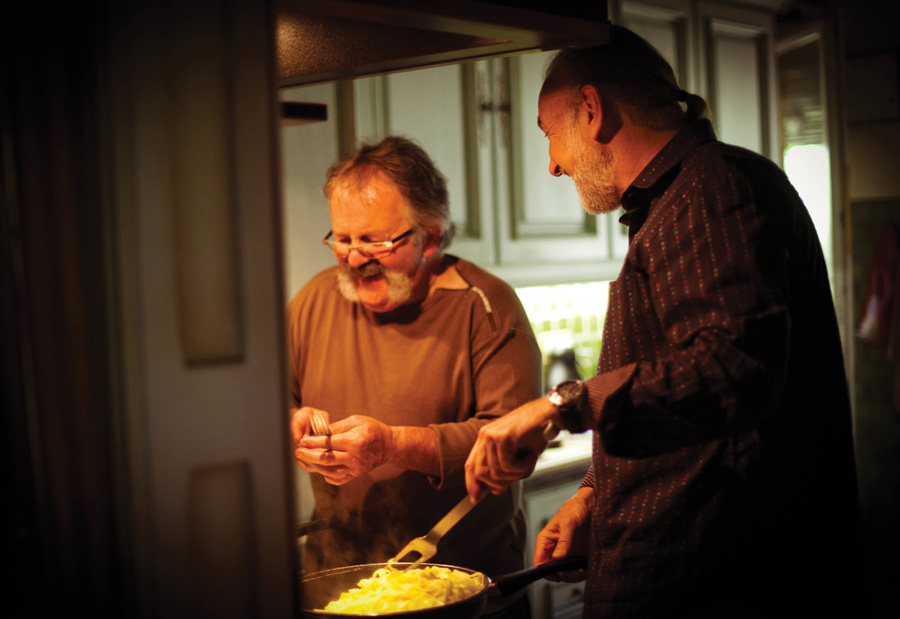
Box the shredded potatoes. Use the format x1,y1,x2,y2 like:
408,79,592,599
319,564,486,615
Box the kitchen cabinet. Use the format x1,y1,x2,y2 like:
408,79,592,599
523,432,593,619
524,479,586,618
614,0,698,90
353,63,497,267
697,1,779,159
352,57,626,288
340,0,781,288
502,53,627,281
613,0,780,160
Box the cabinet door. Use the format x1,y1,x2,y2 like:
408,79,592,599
524,479,586,618
698,1,778,159
353,63,495,265
616,0,696,91
500,52,614,276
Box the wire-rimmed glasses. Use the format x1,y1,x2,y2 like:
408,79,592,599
322,228,415,259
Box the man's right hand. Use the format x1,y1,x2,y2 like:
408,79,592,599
534,486,593,583
291,406,339,476
464,396,557,502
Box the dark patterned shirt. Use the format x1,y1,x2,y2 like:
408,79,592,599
575,120,866,617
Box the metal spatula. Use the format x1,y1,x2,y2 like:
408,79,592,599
390,420,560,570
389,494,475,570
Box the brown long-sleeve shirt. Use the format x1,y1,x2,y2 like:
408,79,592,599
572,120,867,617
288,256,542,582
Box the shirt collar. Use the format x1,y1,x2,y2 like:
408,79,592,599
619,119,718,234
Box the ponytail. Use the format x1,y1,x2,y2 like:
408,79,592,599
677,89,708,123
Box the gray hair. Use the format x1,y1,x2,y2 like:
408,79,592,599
541,25,707,130
323,136,456,249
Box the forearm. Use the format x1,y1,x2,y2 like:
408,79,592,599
388,425,441,476
572,485,594,511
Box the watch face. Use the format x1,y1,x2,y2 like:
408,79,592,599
557,380,584,402
552,380,586,433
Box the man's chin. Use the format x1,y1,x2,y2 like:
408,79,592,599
575,185,621,215
357,286,409,313
581,201,620,215
354,279,387,303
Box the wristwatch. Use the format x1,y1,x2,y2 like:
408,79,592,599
547,379,587,433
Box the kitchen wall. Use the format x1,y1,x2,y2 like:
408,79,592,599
516,281,610,386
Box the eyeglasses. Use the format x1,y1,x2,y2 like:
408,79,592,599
322,228,415,258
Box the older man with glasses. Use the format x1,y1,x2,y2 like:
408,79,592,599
288,136,541,617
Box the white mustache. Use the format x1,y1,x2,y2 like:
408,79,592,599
347,261,384,278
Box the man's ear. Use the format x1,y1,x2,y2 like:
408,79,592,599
580,85,604,140
421,226,442,258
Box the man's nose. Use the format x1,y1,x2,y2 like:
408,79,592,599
549,160,563,177
345,247,371,268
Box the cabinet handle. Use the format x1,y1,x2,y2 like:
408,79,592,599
496,66,511,150
474,62,511,149
476,68,490,148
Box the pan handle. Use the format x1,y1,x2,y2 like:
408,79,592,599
492,556,588,597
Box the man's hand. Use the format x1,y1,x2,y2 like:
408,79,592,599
290,406,323,444
464,397,557,502
290,406,333,477
534,486,593,583
294,414,394,485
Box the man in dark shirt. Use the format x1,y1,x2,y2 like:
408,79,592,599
465,26,868,617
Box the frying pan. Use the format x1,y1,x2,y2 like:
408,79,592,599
299,556,587,618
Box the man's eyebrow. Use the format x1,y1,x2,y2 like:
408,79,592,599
537,117,547,133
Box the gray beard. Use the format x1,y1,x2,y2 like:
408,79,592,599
567,125,621,215
336,261,414,308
